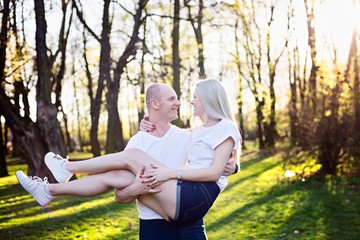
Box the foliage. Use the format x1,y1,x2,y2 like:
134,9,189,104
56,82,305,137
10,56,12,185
1,145,359,239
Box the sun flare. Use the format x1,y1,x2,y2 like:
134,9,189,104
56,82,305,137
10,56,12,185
317,0,360,60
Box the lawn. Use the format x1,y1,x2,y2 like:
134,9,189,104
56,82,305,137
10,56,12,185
1,144,359,239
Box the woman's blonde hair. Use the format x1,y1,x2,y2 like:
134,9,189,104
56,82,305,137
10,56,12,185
196,79,234,122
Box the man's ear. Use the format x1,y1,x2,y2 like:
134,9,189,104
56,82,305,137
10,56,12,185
150,99,159,109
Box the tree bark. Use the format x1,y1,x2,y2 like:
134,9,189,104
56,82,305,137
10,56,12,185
184,0,205,76
34,0,66,157
0,116,9,177
106,0,148,153
0,90,54,179
75,0,105,156
304,0,319,114
234,13,245,149
0,0,10,177
172,0,180,98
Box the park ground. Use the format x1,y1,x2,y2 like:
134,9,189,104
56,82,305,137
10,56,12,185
1,142,359,239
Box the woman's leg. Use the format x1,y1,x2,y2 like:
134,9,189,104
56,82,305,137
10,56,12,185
137,179,178,221
65,149,165,175
49,165,179,220
46,149,180,219
16,169,136,207
48,170,135,196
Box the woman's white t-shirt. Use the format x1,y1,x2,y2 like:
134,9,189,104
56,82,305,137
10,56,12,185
186,118,241,191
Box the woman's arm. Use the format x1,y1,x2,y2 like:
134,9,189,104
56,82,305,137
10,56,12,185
144,137,235,185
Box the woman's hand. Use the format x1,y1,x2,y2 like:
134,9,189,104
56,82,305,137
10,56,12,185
141,164,174,187
140,116,156,132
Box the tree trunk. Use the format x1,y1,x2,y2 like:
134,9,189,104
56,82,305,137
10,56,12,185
234,16,245,149
255,98,265,149
172,0,183,127
0,116,9,177
138,18,147,124
304,0,318,114
317,83,342,175
34,0,66,157
288,48,298,145
184,0,205,76
0,91,55,180
266,70,276,148
0,0,10,81
73,78,83,151
106,0,148,153
173,0,180,99
0,0,10,177
345,28,360,159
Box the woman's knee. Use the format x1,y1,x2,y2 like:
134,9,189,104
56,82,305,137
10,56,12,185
105,170,135,188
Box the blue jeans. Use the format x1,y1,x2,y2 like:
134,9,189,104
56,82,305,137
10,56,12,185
172,181,220,225
139,218,207,240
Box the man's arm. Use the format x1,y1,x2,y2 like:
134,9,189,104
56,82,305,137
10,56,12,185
114,166,161,203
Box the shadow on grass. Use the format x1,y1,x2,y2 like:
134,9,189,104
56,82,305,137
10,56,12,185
0,182,139,239
207,174,360,239
274,177,360,239
225,151,278,192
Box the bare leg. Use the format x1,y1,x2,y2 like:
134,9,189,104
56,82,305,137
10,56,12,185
48,170,135,196
66,148,165,176
53,149,179,220
137,180,178,220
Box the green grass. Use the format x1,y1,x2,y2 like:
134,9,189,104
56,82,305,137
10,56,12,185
1,146,359,239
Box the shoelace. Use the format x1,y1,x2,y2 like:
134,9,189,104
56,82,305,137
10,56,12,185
29,176,49,185
54,154,69,161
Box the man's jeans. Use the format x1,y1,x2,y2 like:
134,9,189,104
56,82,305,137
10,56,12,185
139,218,207,240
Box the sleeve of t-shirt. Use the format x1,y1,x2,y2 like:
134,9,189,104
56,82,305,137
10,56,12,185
209,121,241,151
125,132,142,150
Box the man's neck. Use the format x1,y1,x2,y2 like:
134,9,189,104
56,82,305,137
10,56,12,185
148,116,172,137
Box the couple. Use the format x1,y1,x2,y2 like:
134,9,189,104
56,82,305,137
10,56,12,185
16,79,241,239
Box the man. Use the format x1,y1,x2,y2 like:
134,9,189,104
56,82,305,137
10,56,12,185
114,83,238,240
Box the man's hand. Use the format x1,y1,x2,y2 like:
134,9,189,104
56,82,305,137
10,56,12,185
222,158,237,176
114,166,161,203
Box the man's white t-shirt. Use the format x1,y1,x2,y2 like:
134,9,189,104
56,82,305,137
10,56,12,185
125,125,191,220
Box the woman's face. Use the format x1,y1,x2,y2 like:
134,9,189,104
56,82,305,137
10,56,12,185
190,88,204,117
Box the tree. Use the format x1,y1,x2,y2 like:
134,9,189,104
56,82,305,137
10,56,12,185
171,0,183,126
0,115,8,177
34,0,66,156
106,0,148,153
232,0,246,149
304,0,319,115
0,0,56,179
50,0,74,152
345,24,360,168
237,0,266,149
73,0,108,156
0,0,10,177
264,2,288,149
184,0,205,76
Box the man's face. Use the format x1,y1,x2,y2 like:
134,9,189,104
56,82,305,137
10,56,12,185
158,86,181,121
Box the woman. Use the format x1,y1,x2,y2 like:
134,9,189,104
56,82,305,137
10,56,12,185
16,79,241,225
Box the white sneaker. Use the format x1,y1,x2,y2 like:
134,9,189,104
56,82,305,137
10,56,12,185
44,152,73,183
16,170,54,207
